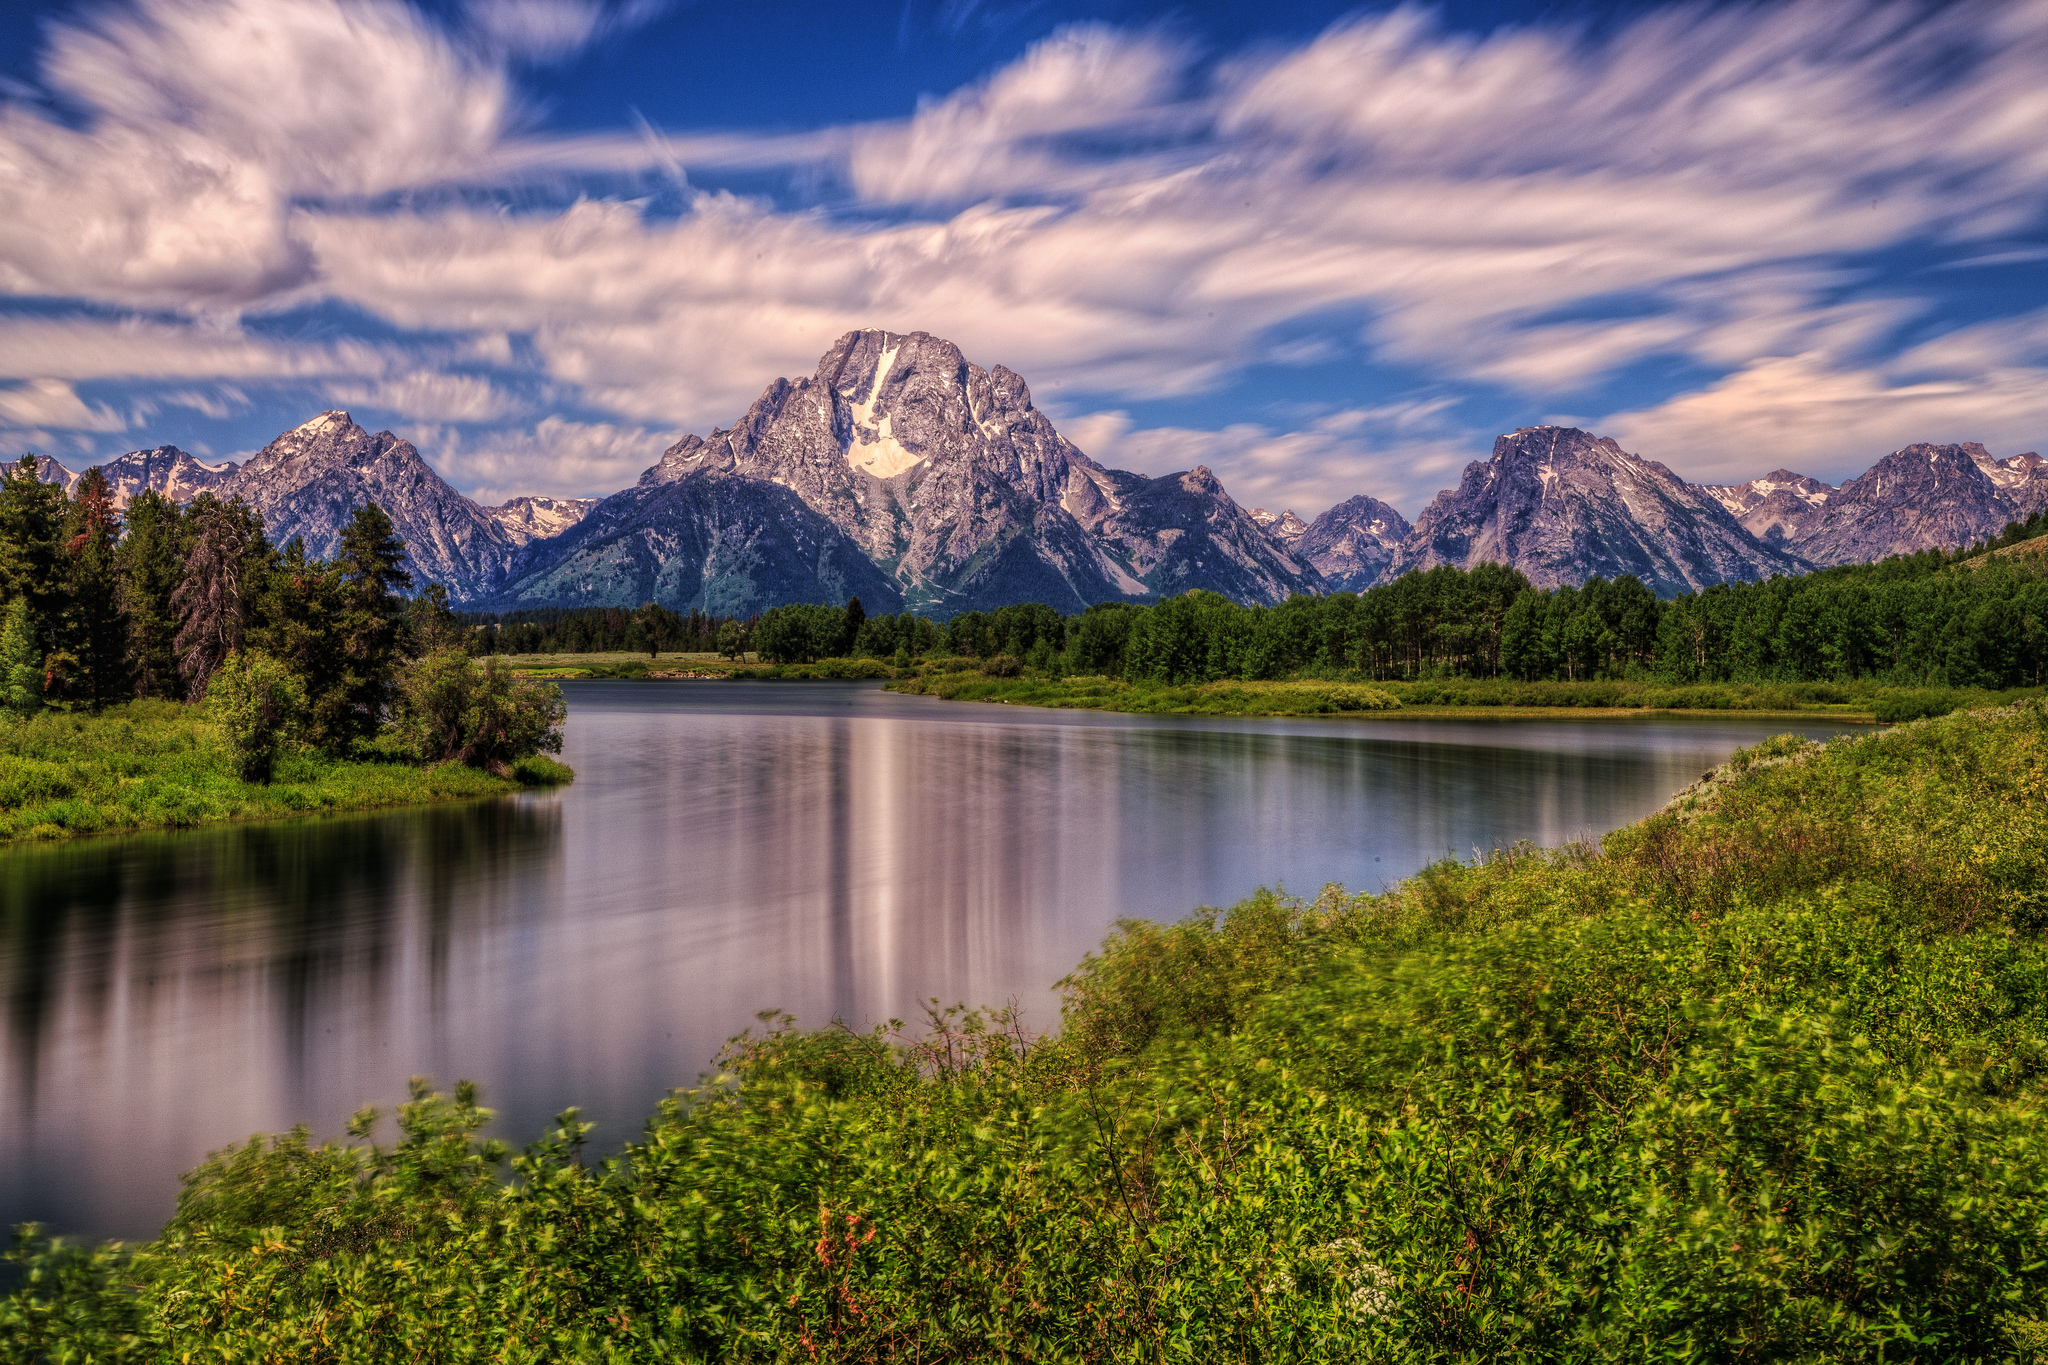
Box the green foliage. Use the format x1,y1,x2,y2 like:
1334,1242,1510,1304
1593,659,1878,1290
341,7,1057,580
0,699,547,843
716,617,748,660
0,597,40,717
203,649,306,783
896,670,1401,714
114,489,191,698
391,651,566,772
24,701,2048,1360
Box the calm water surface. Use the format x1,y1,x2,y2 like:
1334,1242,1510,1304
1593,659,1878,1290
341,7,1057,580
0,681,1865,1239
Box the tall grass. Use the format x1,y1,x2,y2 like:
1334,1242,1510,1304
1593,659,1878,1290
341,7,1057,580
0,700,562,844
7,703,2048,1359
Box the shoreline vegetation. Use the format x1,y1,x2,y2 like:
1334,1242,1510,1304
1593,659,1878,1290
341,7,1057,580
0,462,571,846
503,651,2044,723
0,700,569,845
479,520,2048,725
9,702,2048,1358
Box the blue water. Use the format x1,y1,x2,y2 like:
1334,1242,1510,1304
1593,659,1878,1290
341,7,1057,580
0,681,1863,1239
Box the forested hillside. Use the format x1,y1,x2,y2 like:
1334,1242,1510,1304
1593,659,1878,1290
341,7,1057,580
601,513,2048,691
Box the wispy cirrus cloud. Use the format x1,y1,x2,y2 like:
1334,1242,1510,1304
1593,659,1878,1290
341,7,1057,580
1,0,2045,510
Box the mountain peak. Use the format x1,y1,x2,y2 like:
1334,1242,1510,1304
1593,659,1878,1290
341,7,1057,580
632,329,1316,613
1397,426,1800,593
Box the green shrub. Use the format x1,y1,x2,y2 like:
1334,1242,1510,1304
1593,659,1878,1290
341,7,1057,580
9,705,2048,1359
204,649,303,783
392,651,566,773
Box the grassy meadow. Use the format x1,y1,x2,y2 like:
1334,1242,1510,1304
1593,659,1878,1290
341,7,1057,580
8,702,2048,1359
0,700,570,844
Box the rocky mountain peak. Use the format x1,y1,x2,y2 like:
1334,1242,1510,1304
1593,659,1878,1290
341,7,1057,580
1296,494,1410,592
1794,442,2018,566
28,447,238,507
223,411,516,601
630,328,1315,612
1703,469,1835,547
1392,425,1802,593
1248,507,1309,545
487,495,598,547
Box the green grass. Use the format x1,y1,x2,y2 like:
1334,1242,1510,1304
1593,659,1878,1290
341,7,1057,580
892,670,1401,714
0,700,570,845
889,670,2048,722
11,703,2048,1359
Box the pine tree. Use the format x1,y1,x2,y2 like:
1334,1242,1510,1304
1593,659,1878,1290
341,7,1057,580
172,495,267,695
0,456,69,660
0,597,41,716
325,505,411,749
59,466,128,707
117,489,191,698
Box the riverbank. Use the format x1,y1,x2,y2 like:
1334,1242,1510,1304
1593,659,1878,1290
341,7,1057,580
6,701,2046,1359
0,700,571,844
500,652,2036,722
888,669,2042,721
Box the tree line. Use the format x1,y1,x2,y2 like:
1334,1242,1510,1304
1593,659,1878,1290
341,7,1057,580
748,515,2048,689
0,457,560,779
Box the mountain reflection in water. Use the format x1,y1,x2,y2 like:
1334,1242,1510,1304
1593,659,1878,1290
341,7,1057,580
0,681,1864,1239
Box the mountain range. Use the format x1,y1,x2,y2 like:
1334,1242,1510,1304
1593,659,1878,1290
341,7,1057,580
25,328,2046,613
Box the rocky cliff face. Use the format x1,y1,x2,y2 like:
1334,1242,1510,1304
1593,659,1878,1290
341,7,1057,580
1702,470,1834,548
1295,495,1411,592
29,447,237,506
219,412,518,602
642,329,1314,612
1062,457,1324,602
1247,507,1309,546
491,472,903,616
1393,427,1805,594
1794,443,2034,567
486,495,598,547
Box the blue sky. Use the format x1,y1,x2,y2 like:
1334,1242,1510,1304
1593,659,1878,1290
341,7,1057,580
2,0,2046,516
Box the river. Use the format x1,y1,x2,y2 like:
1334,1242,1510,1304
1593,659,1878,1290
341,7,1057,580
0,681,1864,1239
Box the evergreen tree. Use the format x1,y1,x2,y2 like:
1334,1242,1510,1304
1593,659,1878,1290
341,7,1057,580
405,582,463,658
58,466,128,707
325,505,411,749
0,597,41,716
172,495,267,695
842,596,866,656
117,490,192,699
0,456,68,660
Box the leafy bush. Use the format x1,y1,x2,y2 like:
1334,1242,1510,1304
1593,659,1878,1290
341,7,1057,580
9,705,2048,1359
204,649,303,783
392,651,565,773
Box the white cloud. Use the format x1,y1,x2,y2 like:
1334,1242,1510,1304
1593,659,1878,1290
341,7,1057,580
0,379,128,432
0,316,395,382
404,414,671,503
2,0,2047,502
1605,351,2048,486
330,370,522,422
1066,401,1472,517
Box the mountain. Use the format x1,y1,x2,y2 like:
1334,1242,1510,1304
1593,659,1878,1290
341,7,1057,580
217,412,518,602
1295,495,1411,592
1061,457,1323,602
487,495,598,547
1702,470,1834,548
490,472,903,616
1794,443,2036,567
641,329,1317,612
28,448,237,506
1391,426,1805,594
1247,507,1308,546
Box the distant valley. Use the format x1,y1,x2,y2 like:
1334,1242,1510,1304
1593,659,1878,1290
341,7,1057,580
30,328,2047,614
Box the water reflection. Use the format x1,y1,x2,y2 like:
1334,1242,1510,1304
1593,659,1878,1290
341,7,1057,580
0,681,1862,1239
